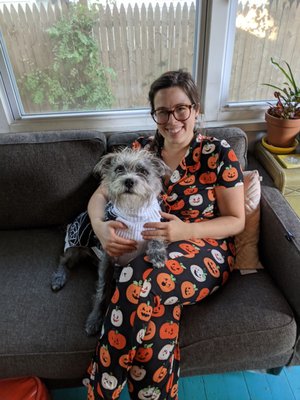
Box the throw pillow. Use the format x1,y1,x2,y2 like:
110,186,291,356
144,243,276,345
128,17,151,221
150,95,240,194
233,170,263,270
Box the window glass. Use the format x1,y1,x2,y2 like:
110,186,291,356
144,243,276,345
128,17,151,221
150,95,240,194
0,0,197,115
228,0,300,103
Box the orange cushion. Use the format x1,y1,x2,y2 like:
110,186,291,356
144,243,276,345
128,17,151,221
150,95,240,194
0,377,50,400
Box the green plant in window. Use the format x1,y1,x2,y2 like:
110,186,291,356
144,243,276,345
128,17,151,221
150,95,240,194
20,3,115,111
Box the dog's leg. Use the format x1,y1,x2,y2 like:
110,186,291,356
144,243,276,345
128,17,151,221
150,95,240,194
146,239,167,268
85,253,114,336
51,247,98,292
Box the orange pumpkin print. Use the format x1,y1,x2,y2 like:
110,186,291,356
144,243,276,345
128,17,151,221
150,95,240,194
181,281,197,298
97,383,104,398
188,238,206,247
111,287,120,304
108,330,126,350
173,305,181,320
135,344,153,363
99,344,111,367
166,373,174,392
207,188,216,202
119,353,130,369
157,273,176,292
204,257,220,278
207,153,218,169
126,281,142,304
159,321,179,339
204,238,218,246
181,209,200,219
192,146,201,162
228,148,238,162
166,259,185,275
196,287,210,301
137,302,153,322
222,270,229,285
171,383,179,398
170,199,185,211
179,242,200,258
112,386,122,400
199,171,217,184
222,165,239,182
183,186,198,195
144,320,156,340
143,268,152,280
153,365,168,383
152,303,165,318
130,311,136,327
174,344,180,360
179,174,195,186
187,162,201,173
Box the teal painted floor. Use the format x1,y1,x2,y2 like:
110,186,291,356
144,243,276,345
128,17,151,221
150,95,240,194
51,366,300,400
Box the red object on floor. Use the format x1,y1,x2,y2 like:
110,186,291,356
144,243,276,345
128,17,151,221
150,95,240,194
0,376,51,400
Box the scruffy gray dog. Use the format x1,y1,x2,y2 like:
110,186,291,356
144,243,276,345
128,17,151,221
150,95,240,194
51,148,170,336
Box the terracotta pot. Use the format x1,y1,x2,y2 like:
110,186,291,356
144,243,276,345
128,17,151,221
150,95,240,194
265,112,300,147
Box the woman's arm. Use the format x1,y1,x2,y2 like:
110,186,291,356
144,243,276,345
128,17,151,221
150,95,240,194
88,185,137,257
142,185,245,242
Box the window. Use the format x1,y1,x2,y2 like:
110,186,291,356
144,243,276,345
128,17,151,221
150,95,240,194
0,0,198,117
0,0,299,130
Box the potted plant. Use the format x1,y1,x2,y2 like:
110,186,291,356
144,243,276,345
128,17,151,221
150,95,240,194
262,57,300,153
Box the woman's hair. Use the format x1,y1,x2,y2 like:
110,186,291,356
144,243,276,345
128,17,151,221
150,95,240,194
148,69,200,155
148,69,200,112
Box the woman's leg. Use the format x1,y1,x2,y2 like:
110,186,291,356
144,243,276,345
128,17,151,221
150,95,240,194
87,238,233,400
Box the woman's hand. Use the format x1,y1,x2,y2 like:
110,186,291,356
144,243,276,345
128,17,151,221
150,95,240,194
142,212,189,243
93,219,137,257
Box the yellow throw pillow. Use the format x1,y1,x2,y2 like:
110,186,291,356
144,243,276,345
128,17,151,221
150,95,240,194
234,170,263,270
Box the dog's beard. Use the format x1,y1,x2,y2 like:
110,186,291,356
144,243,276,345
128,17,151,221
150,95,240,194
112,191,154,213
108,176,161,212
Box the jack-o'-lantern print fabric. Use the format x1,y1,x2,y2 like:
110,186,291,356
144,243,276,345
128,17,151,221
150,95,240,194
86,134,244,400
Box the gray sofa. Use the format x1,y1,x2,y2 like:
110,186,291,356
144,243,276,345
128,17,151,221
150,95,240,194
0,128,299,386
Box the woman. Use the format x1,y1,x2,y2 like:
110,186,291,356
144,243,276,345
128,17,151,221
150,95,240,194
86,70,245,400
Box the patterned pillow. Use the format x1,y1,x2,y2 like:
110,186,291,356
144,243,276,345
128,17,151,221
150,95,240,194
234,170,263,270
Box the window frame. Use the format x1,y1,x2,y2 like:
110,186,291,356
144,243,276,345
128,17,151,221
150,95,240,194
0,0,267,133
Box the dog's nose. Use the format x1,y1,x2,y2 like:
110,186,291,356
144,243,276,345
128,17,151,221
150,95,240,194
125,178,134,189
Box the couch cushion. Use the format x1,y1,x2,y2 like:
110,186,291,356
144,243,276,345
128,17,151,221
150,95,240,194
0,130,106,229
0,228,296,379
106,127,248,169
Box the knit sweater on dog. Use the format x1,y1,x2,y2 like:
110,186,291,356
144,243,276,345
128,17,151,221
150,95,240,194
105,197,162,266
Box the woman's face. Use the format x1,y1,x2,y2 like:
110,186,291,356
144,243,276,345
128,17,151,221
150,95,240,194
153,86,199,148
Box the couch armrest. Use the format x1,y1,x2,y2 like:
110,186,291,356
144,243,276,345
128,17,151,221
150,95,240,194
259,186,300,321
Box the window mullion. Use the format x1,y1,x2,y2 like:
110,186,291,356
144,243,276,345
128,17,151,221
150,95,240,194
0,32,22,120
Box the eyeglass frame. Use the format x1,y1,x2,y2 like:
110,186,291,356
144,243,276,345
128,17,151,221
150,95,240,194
151,103,196,125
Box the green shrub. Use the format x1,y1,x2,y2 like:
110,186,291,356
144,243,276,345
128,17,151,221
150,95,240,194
21,3,115,111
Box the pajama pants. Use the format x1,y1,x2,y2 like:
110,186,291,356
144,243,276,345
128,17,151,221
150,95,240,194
86,237,234,400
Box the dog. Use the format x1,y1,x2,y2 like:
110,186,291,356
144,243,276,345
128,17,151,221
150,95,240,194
51,148,170,336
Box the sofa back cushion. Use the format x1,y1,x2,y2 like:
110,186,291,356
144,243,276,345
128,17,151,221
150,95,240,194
0,130,106,229
106,127,248,169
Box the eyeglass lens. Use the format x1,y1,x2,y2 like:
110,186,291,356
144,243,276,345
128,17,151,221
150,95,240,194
153,105,192,124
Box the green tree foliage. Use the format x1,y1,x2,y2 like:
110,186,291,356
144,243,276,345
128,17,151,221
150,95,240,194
21,3,115,111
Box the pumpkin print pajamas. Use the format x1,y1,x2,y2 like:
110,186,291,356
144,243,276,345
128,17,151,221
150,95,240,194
83,134,243,400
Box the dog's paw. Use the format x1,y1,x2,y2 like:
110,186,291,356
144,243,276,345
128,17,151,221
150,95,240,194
152,253,167,268
51,270,67,292
85,315,103,336
148,250,167,269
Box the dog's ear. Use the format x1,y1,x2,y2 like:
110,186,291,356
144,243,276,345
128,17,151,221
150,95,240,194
93,153,115,178
150,155,172,177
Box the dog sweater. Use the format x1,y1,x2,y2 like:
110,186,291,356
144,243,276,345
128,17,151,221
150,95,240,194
105,197,162,266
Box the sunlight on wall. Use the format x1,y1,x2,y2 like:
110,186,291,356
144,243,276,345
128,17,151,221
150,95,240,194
236,0,277,40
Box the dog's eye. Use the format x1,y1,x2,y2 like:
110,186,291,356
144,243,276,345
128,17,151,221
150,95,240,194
114,165,125,174
136,166,148,176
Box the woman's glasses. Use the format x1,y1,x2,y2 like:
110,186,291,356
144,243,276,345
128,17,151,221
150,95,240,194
151,104,195,125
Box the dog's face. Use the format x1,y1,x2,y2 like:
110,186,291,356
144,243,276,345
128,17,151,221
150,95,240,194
94,148,170,209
